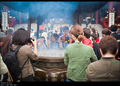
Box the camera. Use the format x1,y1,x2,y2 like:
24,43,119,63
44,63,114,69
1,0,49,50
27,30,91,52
28,38,34,43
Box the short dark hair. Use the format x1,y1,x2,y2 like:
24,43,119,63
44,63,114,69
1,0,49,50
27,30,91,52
83,29,91,39
110,25,118,32
99,35,118,55
12,28,29,45
63,26,69,31
102,28,111,35
91,33,97,40
51,33,59,41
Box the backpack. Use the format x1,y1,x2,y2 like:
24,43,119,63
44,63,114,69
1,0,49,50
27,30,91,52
3,45,29,81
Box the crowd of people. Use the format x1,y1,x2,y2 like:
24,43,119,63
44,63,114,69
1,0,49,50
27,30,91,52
36,26,71,50
0,22,120,82
64,24,120,82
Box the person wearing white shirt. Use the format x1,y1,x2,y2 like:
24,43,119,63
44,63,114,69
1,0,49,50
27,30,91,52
0,54,8,82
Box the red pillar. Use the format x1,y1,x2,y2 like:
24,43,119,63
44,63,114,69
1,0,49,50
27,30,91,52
96,10,98,24
19,12,21,24
109,1,113,11
118,3,120,29
118,3,120,17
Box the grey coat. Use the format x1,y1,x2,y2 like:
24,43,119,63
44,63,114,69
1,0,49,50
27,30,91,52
85,57,120,82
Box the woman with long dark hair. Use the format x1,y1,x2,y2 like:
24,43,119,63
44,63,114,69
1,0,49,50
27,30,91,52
12,28,38,82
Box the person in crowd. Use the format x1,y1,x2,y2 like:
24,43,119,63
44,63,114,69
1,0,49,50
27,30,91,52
91,33,101,60
82,28,93,48
110,25,120,61
102,28,111,37
85,35,120,82
91,28,99,43
0,28,14,58
110,25,120,40
59,27,63,37
12,28,38,82
49,33,63,49
0,54,8,82
64,24,97,82
60,26,70,49
37,36,47,50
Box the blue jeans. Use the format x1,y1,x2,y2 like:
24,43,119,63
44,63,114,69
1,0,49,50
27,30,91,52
66,78,70,82
66,78,75,82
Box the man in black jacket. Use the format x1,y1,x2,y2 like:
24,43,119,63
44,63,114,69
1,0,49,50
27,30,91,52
110,25,120,61
91,33,101,60
110,25,120,40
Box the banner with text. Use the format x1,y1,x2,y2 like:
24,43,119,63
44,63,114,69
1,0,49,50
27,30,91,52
2,12,8,30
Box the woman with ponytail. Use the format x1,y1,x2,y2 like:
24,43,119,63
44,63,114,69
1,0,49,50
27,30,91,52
64,24,97,82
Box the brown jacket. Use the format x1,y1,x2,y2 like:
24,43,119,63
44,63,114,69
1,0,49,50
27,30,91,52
12,44,37,78
85,57,120,82
0,35,12,58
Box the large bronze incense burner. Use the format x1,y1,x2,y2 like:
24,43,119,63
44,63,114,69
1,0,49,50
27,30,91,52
33,50,67,82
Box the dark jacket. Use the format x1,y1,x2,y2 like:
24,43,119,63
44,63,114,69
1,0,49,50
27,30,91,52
111,33,120,61
116,41,120,61
93,42,101,60
110,32,120,40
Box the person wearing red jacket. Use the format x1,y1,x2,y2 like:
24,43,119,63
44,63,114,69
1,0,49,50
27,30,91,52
91,28,99,43
82,28,93,48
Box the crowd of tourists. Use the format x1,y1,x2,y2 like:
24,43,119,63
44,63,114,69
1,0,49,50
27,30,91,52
0,22,120,82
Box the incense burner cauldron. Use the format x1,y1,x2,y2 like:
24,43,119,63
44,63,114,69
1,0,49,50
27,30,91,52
33,50,67,82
